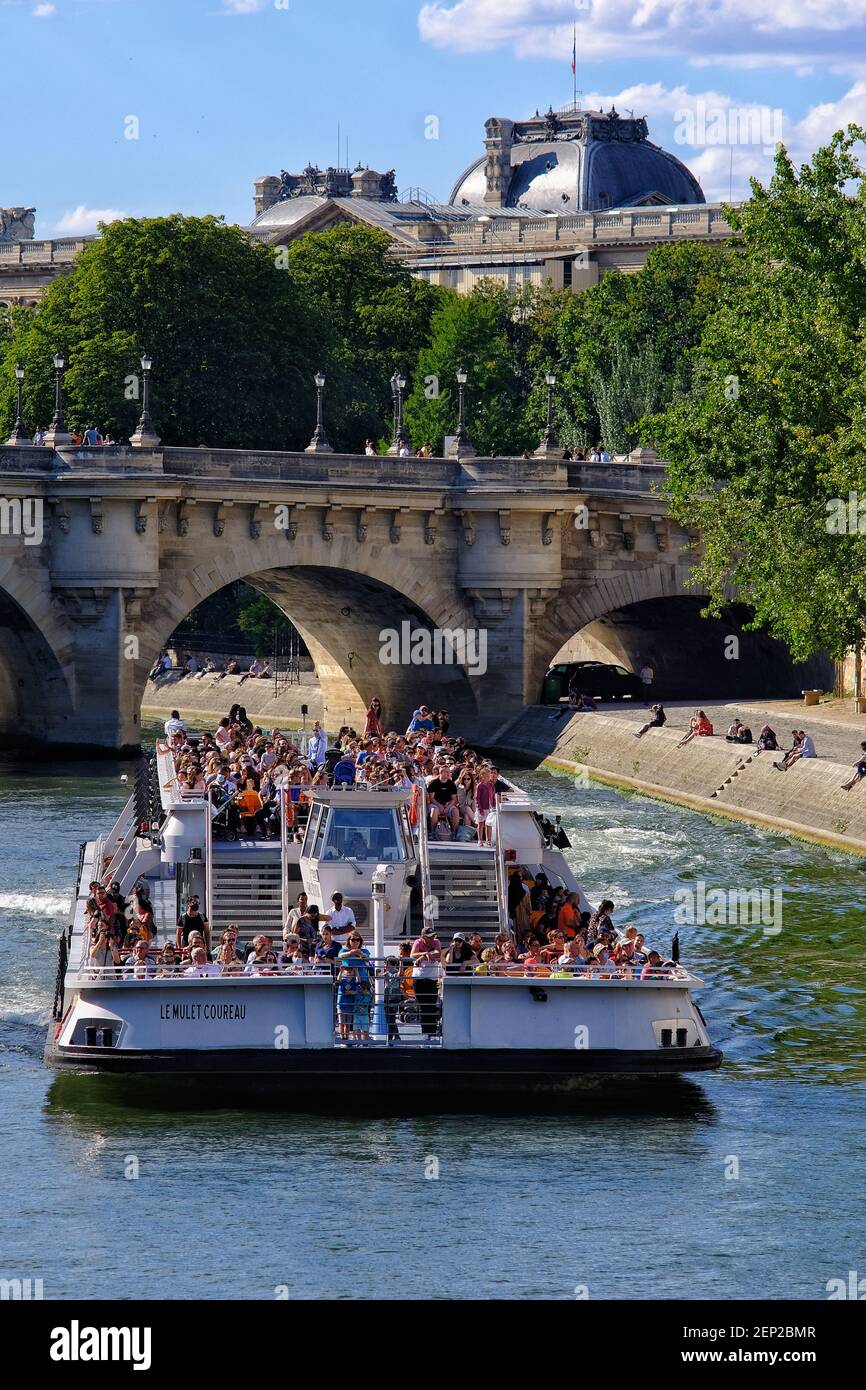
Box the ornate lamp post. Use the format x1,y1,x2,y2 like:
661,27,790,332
447,366,476,459
130,351,161,448
388,370,410,455
44,351,73,448
535,370,565,458
305,371,333,454
5,363,31,445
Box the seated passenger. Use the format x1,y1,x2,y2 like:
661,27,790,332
184,946,221,977
89,926,121,972
156,943,180,976
124,939,157,978
443,933,476,973
640,949,664,979
244,935,278,974
278,934,307,971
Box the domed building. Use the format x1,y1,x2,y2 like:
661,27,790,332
450,105,705,213
247,101,725,299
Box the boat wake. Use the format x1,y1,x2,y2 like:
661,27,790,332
0,890,70,917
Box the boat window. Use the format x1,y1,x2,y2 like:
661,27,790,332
321,808,403,863
302,805,322,857
312,808,330,859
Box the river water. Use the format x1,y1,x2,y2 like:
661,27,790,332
2,748,865,1301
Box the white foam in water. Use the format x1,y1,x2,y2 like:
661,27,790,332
0,891,69,917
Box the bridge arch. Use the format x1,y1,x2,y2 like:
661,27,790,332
135,535,482,735
0,582,76,747
534,572,833,702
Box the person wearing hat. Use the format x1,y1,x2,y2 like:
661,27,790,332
410,925,442,1039
443,932,476,974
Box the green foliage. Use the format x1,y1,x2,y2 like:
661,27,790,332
651,126,866,661
236,593,290,657
286,223,444,451
0,215,324,446
405,280,539,456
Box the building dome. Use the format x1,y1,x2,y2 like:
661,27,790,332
449,106,704,213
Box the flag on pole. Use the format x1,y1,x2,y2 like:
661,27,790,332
571,25,577,76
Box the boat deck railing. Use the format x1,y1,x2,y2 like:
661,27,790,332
75,960,691,985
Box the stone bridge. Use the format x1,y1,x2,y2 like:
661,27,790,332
0,444,822,753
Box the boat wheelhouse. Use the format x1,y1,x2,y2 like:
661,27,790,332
45,739,722,1094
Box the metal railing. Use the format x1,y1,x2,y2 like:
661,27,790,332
75,957,688,984
414,780,434,929
492,793,511,940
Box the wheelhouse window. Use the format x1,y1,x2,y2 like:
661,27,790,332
321,808,403,863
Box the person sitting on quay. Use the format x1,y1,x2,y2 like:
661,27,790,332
774,729,815,771
725,718,753,745
635,703,666,739
754,725,778,754
842,741,866,791
677,709,714,747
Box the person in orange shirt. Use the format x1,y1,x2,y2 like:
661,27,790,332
557,892,581,939
235,778,264,838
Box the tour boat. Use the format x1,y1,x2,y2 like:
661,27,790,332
44,740,722,1096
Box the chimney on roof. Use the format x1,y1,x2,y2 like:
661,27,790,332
483,117,514,207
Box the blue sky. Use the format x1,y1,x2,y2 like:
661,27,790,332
1,0,865,236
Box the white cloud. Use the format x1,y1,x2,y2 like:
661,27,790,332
32,3,57,16
222,0,268,12
418,0,866,73
51,206,130,235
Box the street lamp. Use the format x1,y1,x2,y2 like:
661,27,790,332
5,363,31,446
447,366,476,459
388,370,410,455
305,371,333,454
130,351,161,449
534,369,565,459
44,351,73,448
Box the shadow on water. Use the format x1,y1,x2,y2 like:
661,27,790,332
44,1070,717,1124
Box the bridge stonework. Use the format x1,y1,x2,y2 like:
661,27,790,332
0,444,697,752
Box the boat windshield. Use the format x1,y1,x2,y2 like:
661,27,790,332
320,807,403,862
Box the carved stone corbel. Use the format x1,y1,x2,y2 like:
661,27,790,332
424,509,443,546
458,509,476,546
50,499,70,535
213,500,234,538
621,513,635,551
249,503,269,540
498,509,512,547
390,508,409,544
89,497,103,535
466,586,518,619
542,512,559,546
528,587,560,618
357,506,376,543
588,512,603,548
651,514,669,552
177,499,197,537
322,506,342,542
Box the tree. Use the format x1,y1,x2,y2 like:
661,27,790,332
0,215,325,447
237,593,290,657
650,127,866,662
405,280,535,456
286,223,444,451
